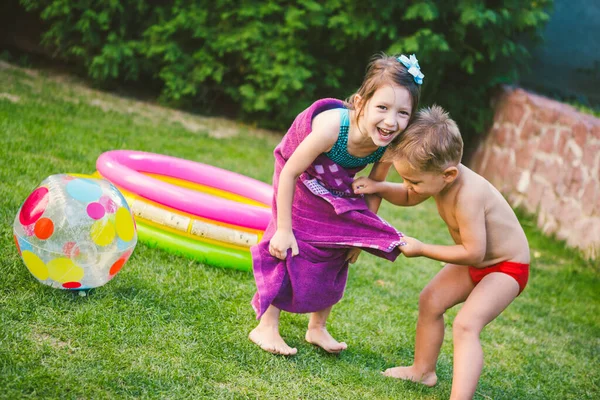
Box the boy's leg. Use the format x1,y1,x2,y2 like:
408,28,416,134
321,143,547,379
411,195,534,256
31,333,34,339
249,305,298,355
449,272,519,400
306,306,348,353
384,264,474,386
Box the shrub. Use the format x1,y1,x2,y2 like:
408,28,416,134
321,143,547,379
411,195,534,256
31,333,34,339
19,0,552,155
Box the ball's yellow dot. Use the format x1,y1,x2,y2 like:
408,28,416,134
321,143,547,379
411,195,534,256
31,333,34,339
91,219,116,246
115,207,135,242
22,251,49,281
47,258,84,283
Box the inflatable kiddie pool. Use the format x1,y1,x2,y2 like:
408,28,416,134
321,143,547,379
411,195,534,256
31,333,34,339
94,150,273,271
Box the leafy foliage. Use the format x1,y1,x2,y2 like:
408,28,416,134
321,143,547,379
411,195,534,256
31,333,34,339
19,0,552,152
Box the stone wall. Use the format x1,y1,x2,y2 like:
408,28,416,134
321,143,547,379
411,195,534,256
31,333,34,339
470,86,600,260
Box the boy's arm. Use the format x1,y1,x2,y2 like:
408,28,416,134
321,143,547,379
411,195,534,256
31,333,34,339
353,177,429,206
403,191,487,265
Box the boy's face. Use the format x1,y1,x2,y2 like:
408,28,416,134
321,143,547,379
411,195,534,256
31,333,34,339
393,159,453,196
355,84,412,147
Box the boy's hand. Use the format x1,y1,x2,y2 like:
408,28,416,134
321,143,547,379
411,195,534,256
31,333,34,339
399,236,424,258
352,176,380,195
346,247,362,264
269,229,299,260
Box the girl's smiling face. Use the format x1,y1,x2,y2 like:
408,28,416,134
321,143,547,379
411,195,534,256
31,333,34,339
355,84,413,147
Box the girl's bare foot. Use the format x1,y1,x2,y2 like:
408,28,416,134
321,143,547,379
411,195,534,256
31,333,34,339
305,327,347,353
382,366,437,387
249,326,297,356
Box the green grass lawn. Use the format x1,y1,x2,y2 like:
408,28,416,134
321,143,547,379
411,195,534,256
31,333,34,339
1,61,598,399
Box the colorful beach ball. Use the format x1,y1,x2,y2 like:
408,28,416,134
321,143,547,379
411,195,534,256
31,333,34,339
13,174,137,290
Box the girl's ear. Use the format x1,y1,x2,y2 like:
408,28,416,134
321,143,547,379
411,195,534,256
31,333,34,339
443,166,459,183
353,94,364,113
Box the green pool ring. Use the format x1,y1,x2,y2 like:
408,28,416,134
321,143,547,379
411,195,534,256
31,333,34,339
137,222,252,272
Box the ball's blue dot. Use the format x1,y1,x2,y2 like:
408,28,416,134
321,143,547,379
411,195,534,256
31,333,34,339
66,178,102,202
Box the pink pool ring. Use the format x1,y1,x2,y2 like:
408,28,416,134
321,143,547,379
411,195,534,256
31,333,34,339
96,150,272,231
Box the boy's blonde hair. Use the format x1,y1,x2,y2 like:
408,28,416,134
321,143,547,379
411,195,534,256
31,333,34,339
385,105,463,172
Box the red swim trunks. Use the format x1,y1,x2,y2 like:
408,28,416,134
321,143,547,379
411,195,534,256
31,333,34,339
468,261,529,295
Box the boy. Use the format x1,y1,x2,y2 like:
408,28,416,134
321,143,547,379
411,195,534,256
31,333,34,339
352,105,530,400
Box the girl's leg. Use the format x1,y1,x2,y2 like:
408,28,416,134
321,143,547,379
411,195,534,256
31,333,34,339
249,305,298,355
449,272,519,400
384,264,474,386
305,306,348,353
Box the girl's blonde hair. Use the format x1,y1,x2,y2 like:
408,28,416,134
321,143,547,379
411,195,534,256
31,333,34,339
385,105,463,172
344,53,422,130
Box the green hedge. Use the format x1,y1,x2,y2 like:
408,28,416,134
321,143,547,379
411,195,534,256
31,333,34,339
19,0,552,155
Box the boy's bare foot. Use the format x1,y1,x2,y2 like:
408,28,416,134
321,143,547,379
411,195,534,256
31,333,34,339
382,366,437,387
305,327,348,353
249,326,297,356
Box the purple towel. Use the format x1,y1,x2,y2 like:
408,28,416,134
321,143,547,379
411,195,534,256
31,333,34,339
251,98,404,319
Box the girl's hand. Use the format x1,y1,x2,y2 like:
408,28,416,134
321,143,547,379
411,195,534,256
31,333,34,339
399,236,424,258
269,229,299,260
345,247,362,264
352,176,380,195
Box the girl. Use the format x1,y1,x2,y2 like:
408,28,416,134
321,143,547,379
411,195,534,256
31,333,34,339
249,53,424,355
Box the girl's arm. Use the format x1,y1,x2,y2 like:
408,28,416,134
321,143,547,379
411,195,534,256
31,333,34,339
269,112,338,260
363,161,391,212
346,161,392,263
